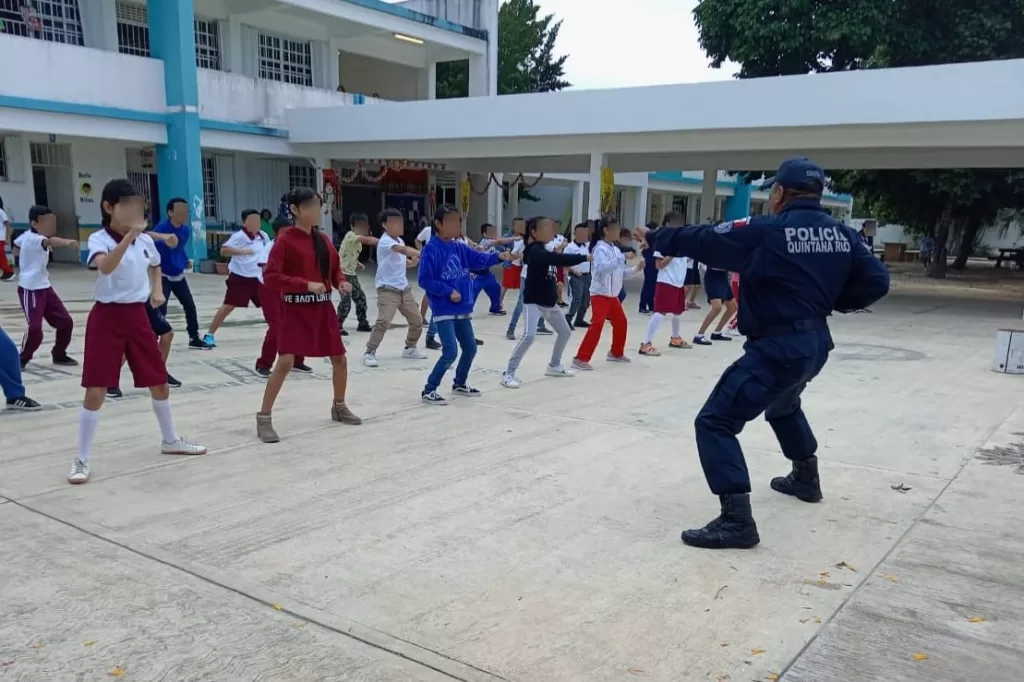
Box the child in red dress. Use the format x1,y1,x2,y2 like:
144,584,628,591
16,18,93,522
70,180,206,485
256,188,360,442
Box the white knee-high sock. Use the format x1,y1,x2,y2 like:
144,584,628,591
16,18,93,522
152,398,178,443
77,408,100,462
645,313,664,344
671,314,682,337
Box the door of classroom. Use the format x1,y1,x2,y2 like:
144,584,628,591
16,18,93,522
30,143,78,264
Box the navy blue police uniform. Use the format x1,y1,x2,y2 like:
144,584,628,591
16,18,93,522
652,157,890,549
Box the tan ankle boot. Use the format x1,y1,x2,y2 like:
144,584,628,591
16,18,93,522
331,401,362,425
256,412,280,443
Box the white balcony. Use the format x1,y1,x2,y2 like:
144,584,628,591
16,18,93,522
0,34,166,115
389,0,487,30
197,69,378,128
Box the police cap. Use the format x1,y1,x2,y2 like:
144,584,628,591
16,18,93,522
759,157,825,194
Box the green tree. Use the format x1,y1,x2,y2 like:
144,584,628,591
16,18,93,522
435,0,570,99
693,0,1024,277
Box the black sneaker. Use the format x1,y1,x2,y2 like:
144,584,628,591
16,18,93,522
254,365,271,379
536,327,554,336
188,337,212,350
425,337,442,350
452,384,482,397
770,457,824,503
693,335,712,346
488,309,507,316
20,359,28,370
340,328,350,336
0,272,14,282
421,390,447,405
475,338,484,346
292,363,313,374
575,320,590,328
106,387,123,399
52,355,79,367
6,395,42,411
166,374,182,388
356,322,373,332
681,494,760,549
710,332,732,341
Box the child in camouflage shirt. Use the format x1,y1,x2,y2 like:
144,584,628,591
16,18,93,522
337,213,378,335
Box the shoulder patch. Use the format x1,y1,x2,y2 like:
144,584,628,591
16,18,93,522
714,221,733,234
733,217,750,228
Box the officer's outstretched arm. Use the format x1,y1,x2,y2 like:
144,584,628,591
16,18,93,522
652,219,764,273
834,237,891,313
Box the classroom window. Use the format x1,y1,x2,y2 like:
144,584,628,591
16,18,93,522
0,138,7,181
194,18,221,70
115,2,221,69
0,0,84,45
258,32,312,86
202,157,218,220
288,164,317,191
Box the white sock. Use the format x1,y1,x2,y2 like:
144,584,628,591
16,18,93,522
671,315,682,337
152,398,178,443
77,408,100,463
645,313,664,344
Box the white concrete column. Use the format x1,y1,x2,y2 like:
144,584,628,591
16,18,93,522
227,16,243,74
482,0,499,97
82,0,118,51
468,55,488,97
313,157,332,229
328,39,343,91
506,175,520,227
417,61,437,100
571,180,584,227
588,152,607,219
488,172,503,230
633,185,649,228
700,168,717,222
685,193,698,223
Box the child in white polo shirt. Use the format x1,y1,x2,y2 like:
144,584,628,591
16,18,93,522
202,209,270,350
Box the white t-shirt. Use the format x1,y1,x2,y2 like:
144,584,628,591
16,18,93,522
224,229,268,279
376,233,408,289
13,230,51,290
416,226,432,245
563,241,590,274
0,208,10,232
87,230,160,304
256,239,274,284
653,251,687,287
511,238,526,277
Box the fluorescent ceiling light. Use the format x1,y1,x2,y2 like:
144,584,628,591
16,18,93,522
393,33,424,45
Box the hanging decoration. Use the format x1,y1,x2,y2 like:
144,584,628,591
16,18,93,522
468,172,546,195
599,167,615,214
460,179,472,215
335,159,448,185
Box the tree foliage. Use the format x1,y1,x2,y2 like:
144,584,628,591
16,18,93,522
436,0,570,99
693,0,1024,276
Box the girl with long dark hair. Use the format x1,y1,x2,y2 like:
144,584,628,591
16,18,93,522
257,188,361,442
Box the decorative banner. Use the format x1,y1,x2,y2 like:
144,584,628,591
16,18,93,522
599,167,615,215
460,179,471,215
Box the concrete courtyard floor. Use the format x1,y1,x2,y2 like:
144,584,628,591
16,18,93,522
1,266,1023,681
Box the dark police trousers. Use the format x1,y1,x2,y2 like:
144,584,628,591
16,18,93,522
694,320,833,495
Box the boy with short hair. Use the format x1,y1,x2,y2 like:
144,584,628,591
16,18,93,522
203,209,269,348
13,205,77,368
564,222,592,329
363,208,426,367
475,222,514,315
337,213,377,335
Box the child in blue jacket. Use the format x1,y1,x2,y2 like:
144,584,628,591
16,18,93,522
418,205,511,404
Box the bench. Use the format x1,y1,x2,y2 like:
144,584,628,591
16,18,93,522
991,248,1024,268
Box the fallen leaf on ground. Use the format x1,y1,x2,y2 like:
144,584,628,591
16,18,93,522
877,573,898,582
719,642,729,647
295,621,306,628
912,653,929,661
108,666,127,678
627,667,645,675
819,571,830,578
84,641,98,647
799,618,810,624
751,648,766,655
815,617,823,624
29,642,43,649
715,675,730,682
968,616,985,623
272,604,283,611
835,561,857,572
767,673,780,681
891,483,912,493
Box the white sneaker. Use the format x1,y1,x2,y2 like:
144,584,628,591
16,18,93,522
161,438,208,455
500,372,522,389
402,347,427,360
545,364,575,378
363,352,379,367
67,458,90,484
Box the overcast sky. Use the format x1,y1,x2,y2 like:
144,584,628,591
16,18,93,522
536,0,735,90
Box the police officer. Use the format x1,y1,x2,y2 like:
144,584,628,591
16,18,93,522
640,157,890,550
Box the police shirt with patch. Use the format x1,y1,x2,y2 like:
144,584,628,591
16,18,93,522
653,199,889,334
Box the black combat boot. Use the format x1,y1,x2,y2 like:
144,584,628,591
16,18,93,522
770,456,823,503
681,494,760,549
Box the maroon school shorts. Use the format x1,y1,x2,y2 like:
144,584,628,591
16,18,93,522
276,294,346,358
224,273,262,308
82,302,167,388
653,282,687,316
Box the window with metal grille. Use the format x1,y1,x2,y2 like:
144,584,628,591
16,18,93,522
0,0,84,45
258,33,312,86
288,164,317,191
194,18,220,70
114,2,221,68
0,138,8,181
202,157,218,220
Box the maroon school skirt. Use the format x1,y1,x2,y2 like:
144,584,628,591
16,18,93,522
276,293,345,357
653,282,686,316
82,302,166,388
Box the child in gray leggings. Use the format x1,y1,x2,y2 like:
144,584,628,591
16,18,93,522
501,216,590,389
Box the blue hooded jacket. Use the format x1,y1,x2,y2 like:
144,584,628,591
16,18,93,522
418,237,501,318
152,218,191,277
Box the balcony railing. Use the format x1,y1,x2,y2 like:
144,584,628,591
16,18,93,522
388,0,485,31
